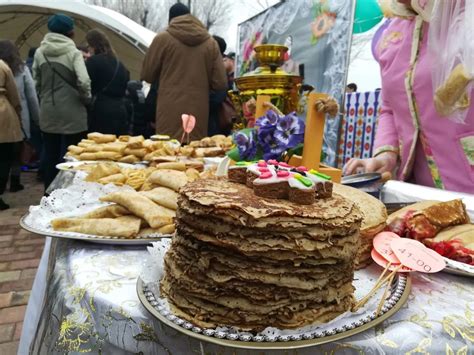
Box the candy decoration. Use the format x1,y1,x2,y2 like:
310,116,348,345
180,114,196,144
258,167,270,173
268,159,278,165
276,170,290,178
279,162,291,168
260,172,272,179
309,169,331,180
294,173,313,187
236,161,253,166
296,166,308,172
257,161,267,167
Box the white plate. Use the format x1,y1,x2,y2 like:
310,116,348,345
56,161,146,171
19,214,172,245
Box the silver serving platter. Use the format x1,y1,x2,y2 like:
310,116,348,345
137,273,411,350
443,257,474,277
19,213,172,245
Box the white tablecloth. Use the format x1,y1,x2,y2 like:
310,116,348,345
19,180,474,354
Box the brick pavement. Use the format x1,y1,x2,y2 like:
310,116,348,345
0,172,44,355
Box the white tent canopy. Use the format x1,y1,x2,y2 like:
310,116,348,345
0,0,157,79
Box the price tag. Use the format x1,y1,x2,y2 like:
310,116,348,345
371,249,413,272
373,231,401,264
390,238,446,273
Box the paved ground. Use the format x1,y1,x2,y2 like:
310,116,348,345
0,172,44,354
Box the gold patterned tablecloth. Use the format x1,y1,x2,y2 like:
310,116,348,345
23,237,473,355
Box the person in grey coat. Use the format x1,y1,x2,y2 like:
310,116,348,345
0,40,40,192
33,13,91,190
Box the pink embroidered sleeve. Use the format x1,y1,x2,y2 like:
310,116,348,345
373,94,400,157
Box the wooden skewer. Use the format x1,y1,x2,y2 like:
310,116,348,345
354,264,402,311
353,262,391,311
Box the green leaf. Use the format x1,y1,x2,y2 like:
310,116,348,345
226,147,241,161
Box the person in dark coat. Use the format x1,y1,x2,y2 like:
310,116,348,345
126,80,153,137
208,35,228,136
141,3,227,140
85,29,130,135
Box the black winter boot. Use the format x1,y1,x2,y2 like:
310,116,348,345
10,175,24,193
0,198,9,210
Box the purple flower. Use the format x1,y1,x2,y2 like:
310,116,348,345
255,110,279,130
235,130,257,160
257,128,286,160
274,112,305,148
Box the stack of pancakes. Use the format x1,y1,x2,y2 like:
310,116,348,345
161,178,363,331
333,184,387,269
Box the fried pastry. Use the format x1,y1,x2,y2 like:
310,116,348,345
102,142,127,153
434,63,472,116
68,145,84,155
81,204,130,218
139,187,178,210
87,132,117,143
124,147,148,158
100,191,174,228
98,173,126,185
85,163,121,182
51,215,141,238
155,162,186,171
126,135,145,149
148,169,188,191
119,155,140,164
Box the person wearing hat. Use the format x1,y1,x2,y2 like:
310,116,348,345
141,3,227,140
223,52,235,90
33,13,91,191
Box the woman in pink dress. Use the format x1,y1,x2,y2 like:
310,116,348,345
345,0,474,194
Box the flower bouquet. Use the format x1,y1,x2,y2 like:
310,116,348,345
227,110,305,162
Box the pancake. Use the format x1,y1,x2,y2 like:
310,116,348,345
160,178,362,331
333,183,387,269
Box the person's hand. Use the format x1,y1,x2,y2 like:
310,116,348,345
344,151,397,175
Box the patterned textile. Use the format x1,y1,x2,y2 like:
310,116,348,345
337,91,382,168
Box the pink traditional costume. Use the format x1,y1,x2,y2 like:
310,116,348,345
373,1,474,194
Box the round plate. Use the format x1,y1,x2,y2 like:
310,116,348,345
341,173,382,187
137,274,411,350
19,214,172,245
442,257,474,277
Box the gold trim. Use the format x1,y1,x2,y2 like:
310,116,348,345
401,16,423,180
374,145,399,157
137,276,412,350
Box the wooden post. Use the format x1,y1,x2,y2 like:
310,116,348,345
255,95,271,119
287,92,342,182
301,92,327,169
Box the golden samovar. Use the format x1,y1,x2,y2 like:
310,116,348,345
232,44,311,124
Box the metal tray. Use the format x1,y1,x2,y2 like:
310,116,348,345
137,270,411,350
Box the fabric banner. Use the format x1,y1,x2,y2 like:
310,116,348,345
337,90,382,168
236,0,355,166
